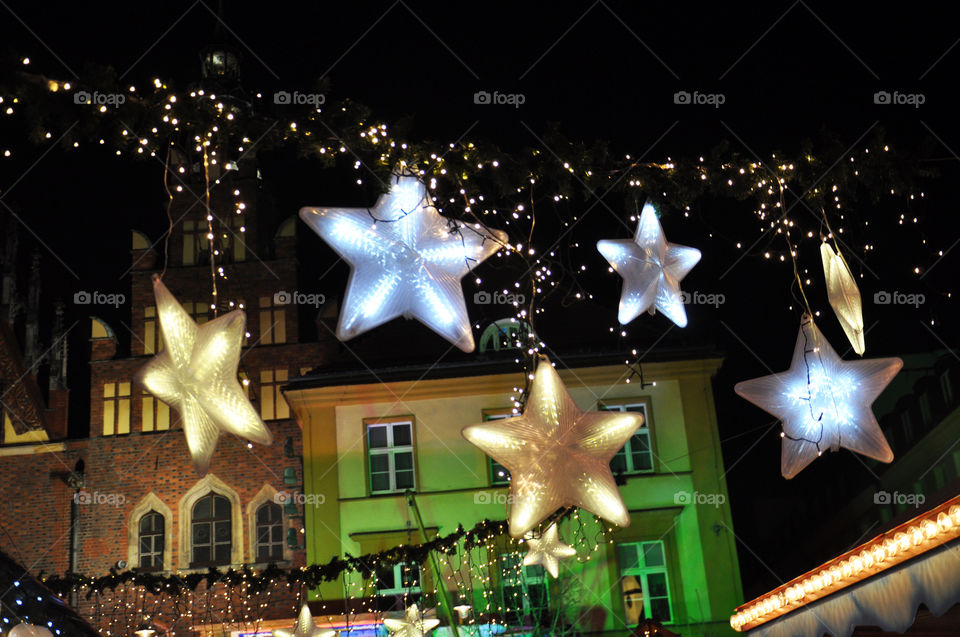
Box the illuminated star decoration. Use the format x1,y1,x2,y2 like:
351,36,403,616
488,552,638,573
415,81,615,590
299,174,508,352
383,604,440,637
135,275,272,474
735,316,902,479
821,242,865,355
522,521,576,578
462,356,644,538
597,201,701,327
273,604,336,637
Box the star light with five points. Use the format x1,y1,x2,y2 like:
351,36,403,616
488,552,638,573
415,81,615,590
383,604,440,637
735,317,902,479
135,275,272,474
597,202,701,327
273,605,336,637
299,174,508,352
462,356,644,538
522,521,576,578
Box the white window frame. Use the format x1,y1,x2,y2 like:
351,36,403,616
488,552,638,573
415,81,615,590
618,540,674,625
499,552,549,622
367,420,416,494
600,401,653,475
376,562,422,595
483,412,512,486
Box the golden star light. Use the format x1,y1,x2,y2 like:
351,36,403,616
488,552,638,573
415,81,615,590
522,521,576,578
299,174,508,352
462,356,644,537
383,604,440,637
735,317,901,478
597,201,701,327
135,275,272,473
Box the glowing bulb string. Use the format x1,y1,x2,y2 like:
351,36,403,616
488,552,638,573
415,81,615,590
201,145,219,317
160,143,176,279
791,313,827,452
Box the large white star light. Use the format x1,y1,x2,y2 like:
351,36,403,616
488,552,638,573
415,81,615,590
383,604,440,637
273,605,336,637
135,275,272,473
735,317,902,478
462,357,644,538
597,201,701,327
299,174,508,352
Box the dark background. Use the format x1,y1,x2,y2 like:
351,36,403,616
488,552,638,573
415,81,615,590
2,0,959,601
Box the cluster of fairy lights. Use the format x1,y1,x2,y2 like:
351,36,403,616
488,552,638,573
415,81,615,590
730,501,960,631
1,58,945,350
25,514,617,635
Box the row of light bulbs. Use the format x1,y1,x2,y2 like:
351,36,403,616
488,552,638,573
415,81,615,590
731,501,960,631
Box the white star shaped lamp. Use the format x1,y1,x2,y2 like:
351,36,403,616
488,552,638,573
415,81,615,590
735,317,901,478
273,605,336,637
299,174,508,352
136,276,272,473
462,357,644,537
522,522,576,578
597,202,701,327
383,604,440,637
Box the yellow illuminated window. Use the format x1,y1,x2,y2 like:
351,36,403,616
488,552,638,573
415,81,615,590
258,296,286,345
260,369,289,420
142,391,170,433
103,382,131,436
144,306,164,354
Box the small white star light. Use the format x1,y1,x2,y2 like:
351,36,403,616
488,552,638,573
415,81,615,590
597,201,701,327
136,275,272,473
299,174,508,352
522,521,576,578
735,316,902,479
462,356,644,538
821,242,865,355
273,604,336,637
383,604,440,637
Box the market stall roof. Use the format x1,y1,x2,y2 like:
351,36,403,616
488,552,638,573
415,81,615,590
731,494,960,637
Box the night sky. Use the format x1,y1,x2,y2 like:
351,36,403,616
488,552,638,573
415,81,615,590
2,1,959,601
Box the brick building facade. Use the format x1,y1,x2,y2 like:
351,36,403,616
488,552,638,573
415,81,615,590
0,155,334,635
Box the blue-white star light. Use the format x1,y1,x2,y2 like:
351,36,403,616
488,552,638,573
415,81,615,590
735,318,902,478
300,175,508,352
597,202,701,327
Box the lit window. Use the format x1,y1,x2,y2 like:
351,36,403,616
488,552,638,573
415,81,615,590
143,306,163,354
260,369,290,420
499,552,548,625
103,382,131,436
141,391,170,433
483,412,512,485
183,301,210,325
376,562,421,595
600,402,653,474
367,421,415,494
617,541,673,624
138,511,164,571
255,502,284,562
258,296,286,345
191,492,231,566
219,215,246,262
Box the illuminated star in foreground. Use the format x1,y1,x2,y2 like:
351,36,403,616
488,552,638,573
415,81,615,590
383,604,440,637
462,357,644,537
522,522,576,578
735,317,902,479
136,275,272,473
299,174,508,352
273,605,336,637
597,201,701,327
